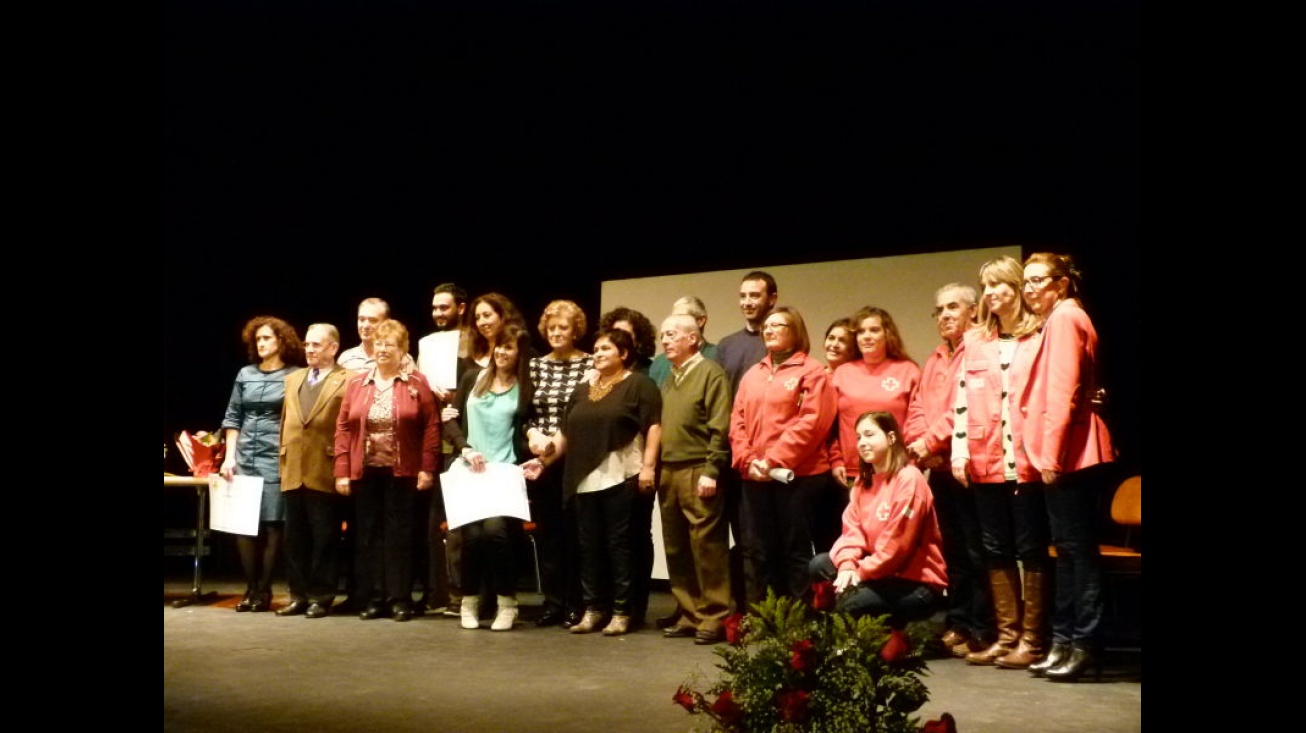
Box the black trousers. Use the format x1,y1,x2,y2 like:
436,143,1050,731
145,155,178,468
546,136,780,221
928,467,992,640
284,488,343,605
739,472,825,603
576,477,638,615
530,458,583,614
353,467,419,603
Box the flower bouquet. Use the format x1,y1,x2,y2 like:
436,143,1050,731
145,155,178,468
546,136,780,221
674,587,957,733
175,430,225,478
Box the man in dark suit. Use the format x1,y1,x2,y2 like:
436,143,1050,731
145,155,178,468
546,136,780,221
276,323,350,618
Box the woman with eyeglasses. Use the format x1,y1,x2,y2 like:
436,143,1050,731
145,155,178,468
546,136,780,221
1019,253,1117,682
334,319,442,622
729,306,837,604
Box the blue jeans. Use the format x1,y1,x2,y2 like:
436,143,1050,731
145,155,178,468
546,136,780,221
1046,464,1110,644
808,553,940,627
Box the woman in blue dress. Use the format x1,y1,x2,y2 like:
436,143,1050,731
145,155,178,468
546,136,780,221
220,316,304,612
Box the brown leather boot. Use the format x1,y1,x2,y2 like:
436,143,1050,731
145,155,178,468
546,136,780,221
966,568,1022,666
997,570,1049,669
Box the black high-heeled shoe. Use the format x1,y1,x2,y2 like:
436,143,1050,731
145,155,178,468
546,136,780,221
1045,643,1102,682
1029,641,1071,677
235,590,255,612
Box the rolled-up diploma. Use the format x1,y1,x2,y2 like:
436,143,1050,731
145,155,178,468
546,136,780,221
769,467,795,483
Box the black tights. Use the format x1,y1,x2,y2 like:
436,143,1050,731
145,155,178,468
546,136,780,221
237,522,284,592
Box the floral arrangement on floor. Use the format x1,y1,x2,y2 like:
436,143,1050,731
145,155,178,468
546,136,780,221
674,585,957,733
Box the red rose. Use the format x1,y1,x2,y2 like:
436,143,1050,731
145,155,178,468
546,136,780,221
921,712,958,733
880,628,910,663
811,579,836,611
724,612,745,645
776,688,810,723
710,689,743,726
672,686,696,712
790,638,817,672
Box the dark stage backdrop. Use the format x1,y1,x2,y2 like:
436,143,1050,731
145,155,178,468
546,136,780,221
164,1,1141,473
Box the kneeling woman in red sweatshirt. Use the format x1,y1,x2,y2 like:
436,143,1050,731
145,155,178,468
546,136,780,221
808,410,948,628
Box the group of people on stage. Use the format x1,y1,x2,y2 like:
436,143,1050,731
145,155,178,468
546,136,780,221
212,251,1117,681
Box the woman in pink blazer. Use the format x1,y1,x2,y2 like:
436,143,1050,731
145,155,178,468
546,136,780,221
1020,253,1116,682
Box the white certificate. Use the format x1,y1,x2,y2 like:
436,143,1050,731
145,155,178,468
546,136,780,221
417,330,461,392
440,460,532,530
208,474,263,536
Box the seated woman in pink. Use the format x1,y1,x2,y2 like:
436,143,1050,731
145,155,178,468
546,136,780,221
808,410,947,628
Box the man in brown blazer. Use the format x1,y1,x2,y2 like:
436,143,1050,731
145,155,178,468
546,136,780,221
276,323,350,618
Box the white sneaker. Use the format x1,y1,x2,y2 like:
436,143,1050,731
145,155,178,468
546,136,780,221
460,597,480,629
491,595,518,631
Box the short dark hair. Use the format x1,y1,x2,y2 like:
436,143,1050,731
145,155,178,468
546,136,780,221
595,327,638,369
742,270,778,297
433,283,468,305
599,306,657,360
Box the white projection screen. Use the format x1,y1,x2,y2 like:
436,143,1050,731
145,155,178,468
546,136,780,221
600,245,1022,580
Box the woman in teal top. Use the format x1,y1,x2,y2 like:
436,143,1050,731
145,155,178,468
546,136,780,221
220,316,304,612
443,324,536,631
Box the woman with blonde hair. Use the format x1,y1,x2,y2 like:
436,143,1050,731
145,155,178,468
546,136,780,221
525,299,594,628
951,255,1050,669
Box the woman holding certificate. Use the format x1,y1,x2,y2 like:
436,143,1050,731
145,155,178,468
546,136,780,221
442,324,541,631
220,315,304,613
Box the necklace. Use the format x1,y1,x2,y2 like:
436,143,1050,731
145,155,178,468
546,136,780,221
589,370,627,401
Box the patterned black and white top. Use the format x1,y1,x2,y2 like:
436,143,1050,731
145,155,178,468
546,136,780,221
527,353,594,437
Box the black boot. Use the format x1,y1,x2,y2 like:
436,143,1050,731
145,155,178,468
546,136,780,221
1045,642,1101,682
1029,641,1071,677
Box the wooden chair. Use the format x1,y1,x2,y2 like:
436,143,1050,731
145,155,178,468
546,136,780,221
1100,474,1141,646
1100,475,1141,571
1046,474,1141,645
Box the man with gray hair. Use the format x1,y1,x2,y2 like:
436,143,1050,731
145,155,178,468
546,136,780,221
656,313,734,644
904,282,991,657
277,323,350,618
649,295,719,387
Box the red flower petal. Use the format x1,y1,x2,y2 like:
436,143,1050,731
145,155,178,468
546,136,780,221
880,628,910,663
672,686,696,712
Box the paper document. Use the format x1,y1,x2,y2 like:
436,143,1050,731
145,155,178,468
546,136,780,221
440,460,532,529
769,467,795,483
208,474,263,536
417,330,461,391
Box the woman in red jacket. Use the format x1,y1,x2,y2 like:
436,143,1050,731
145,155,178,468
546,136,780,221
809,410,947,627
951,255,1050,670
334,319,442,622
1020,253,1116,682
729,306,836,605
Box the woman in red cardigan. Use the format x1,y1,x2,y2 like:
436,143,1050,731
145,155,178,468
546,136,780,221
334,319,442,622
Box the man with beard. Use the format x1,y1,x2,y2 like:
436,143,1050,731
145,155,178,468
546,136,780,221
415,283,474,616
709,271,778,617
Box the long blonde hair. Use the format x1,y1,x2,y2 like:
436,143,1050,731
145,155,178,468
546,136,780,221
972,256,1040,339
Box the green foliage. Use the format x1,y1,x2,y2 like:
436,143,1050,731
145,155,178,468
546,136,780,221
675,591,940,733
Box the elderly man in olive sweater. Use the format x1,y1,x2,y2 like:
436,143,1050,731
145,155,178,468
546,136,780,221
656,313,736,645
